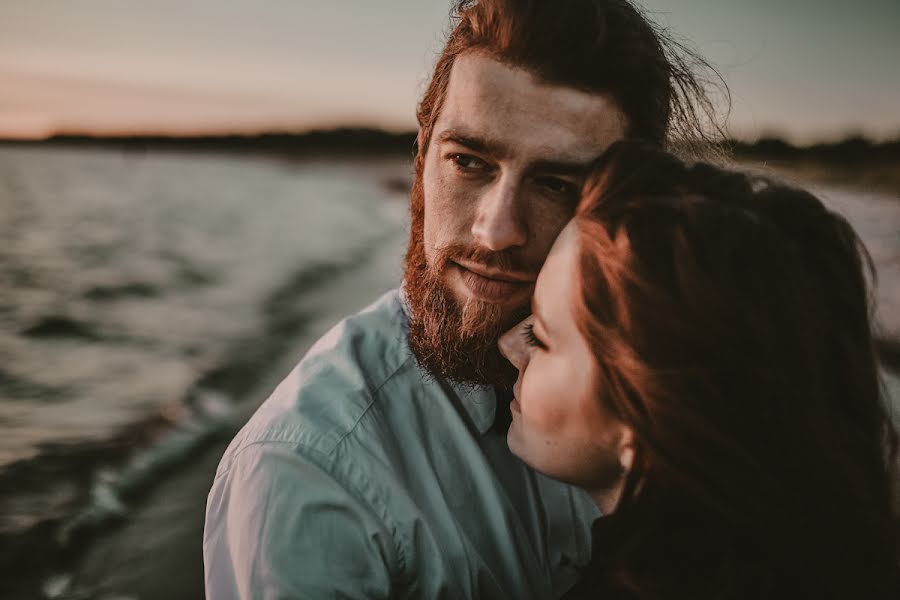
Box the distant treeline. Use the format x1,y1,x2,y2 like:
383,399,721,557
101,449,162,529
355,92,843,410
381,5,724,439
727,136,900,164
3,128,900,162
3,128,420,156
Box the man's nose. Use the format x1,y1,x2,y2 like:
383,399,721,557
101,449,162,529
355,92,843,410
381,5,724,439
471,175,527,251
498,316,534,371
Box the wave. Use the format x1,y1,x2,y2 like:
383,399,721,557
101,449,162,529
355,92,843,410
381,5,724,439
0,367,63,400
21,316,103,341
0,241,397,598
82,282,160,301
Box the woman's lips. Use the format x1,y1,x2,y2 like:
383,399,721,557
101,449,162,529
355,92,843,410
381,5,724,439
510,397,521,414
453,263,532,302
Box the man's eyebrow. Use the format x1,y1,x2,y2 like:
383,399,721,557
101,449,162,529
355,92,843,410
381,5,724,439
436,129,594,177
529,158,593,178
435,129,510,159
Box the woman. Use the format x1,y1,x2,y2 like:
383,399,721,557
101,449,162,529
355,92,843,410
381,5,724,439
499,142,899,599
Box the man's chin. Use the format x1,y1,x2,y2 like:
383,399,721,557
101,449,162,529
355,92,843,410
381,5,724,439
415,336,519,389
404,231,528,389
405,288,520,388
446,278,529,340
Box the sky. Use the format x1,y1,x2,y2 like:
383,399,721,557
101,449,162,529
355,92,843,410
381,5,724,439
1,0,898,142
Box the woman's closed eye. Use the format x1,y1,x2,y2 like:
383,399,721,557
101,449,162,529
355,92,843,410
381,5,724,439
521,322,546,349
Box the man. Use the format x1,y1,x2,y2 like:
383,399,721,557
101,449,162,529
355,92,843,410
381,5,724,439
204,1,720,597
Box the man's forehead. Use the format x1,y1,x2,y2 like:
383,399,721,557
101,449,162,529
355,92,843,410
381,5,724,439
434,52,627,163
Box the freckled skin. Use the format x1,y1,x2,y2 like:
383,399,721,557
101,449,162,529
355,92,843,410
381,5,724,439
422,52,627,310
415,53,632,502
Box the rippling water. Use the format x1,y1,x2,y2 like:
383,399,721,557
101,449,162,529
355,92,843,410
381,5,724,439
1,145,898,597
2,146,899,475
0,145,410,472
809,183,900,339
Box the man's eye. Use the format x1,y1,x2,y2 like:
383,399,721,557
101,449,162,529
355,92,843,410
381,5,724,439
450,154,489,171
535,176,577,196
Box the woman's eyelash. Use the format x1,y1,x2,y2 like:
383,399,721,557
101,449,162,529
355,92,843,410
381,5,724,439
522,322,540,347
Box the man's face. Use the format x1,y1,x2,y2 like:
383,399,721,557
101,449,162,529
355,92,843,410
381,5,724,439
405,52,626,387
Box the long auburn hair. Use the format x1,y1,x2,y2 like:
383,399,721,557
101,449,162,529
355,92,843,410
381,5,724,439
415,0,726,164
571,141,899,598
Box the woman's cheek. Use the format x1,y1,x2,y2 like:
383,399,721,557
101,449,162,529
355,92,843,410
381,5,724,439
521,369,567,432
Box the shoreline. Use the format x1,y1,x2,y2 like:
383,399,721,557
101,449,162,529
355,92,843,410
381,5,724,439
55,215,407,600
1,154,410,599
4,160,899,598
0,248,360,583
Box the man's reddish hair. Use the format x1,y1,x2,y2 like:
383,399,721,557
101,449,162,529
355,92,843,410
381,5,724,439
415,0,724,172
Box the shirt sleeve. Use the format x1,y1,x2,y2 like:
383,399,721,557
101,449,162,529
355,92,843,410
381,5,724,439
203,442,400,599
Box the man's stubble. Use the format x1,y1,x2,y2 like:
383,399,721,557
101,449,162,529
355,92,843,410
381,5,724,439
403,174,526,389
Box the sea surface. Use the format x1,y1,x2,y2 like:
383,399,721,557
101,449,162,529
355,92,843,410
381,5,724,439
0,144,411,576
0,144,898,595
0,145,411,469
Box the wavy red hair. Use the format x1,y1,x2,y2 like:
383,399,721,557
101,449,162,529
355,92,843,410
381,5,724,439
570,141,899,598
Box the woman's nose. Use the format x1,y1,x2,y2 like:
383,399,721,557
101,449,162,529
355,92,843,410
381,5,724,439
498,316,534,371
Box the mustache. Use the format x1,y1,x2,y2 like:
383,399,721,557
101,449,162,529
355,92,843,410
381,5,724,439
432,243,540,277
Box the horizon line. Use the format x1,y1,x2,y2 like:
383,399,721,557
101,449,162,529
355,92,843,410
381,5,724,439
3,126,899,149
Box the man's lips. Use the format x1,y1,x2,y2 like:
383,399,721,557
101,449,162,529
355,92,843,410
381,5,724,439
453,259,536,283
452,261,535,302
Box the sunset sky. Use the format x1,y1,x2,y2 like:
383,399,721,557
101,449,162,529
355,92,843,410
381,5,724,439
1,0,898,142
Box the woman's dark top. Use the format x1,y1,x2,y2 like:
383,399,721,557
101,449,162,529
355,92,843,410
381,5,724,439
560,487,775,600
559,486,900,600
560,511,635,600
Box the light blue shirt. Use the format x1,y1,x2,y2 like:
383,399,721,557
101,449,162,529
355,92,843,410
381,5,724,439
203,289,599,599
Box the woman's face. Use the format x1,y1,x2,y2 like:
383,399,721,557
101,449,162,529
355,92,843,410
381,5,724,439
499,221,632,507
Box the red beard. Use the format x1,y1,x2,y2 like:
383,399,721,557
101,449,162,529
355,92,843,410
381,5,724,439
403,175,531,388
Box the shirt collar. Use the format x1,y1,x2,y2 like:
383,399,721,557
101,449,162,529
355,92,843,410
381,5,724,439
398,283,497,435
446,380,497,435
398,283,419,329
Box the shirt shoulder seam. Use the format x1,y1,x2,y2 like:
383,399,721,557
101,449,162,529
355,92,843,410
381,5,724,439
330,351,417,450
218,436,412,586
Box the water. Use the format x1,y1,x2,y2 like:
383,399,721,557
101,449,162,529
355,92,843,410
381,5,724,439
807,180,900,428
0,145,898,596
808,183,900,340
0,144,411,548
